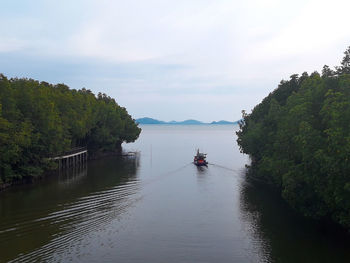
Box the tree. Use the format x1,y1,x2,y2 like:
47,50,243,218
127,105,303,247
336,46,350,74
236,45,350,229
0,75,141,185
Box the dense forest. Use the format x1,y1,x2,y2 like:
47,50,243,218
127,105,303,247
0,75,141,185
237,46,350,229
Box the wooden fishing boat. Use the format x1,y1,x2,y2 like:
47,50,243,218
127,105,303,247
194,149,208,166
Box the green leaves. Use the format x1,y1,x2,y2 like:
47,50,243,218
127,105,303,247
0,75,141,185
237,46,350,228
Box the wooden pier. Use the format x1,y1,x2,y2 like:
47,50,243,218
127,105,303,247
51,147,88,169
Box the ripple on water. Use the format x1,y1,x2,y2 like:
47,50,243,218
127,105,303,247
4,179,140,263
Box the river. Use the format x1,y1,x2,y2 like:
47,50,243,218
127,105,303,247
1,125,350,262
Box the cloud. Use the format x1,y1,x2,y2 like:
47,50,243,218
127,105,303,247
0,38,25,53
249,0,350,60
67,0,236,63
0,0,349,121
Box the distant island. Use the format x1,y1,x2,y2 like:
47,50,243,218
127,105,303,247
136,117,238,125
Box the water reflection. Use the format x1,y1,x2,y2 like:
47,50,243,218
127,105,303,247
58,162,88,187
2,125,350,263
0,156,140,263
196,165,208,174
239,177,350,263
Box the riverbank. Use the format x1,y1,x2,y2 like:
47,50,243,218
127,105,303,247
0,75,141,190
0,148,137,192
0,176,46,192
3,125,350,262
236,47,350,231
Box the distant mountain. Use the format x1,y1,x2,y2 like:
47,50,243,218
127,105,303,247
136,118,203,125
135,117,166,124
180,119,204,125
136,117,238,125
210,120,235,125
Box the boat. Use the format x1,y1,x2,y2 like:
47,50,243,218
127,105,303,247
193,149,208,166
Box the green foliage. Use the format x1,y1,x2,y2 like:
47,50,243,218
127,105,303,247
237,46,350,228
0,75,141,184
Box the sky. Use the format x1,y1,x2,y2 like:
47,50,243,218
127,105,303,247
1,0,350,122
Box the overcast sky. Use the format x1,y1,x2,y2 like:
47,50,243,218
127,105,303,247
1,0,349,122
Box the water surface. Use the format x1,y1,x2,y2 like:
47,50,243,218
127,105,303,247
1,125,350,262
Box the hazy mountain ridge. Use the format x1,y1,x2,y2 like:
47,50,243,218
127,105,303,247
136,117,238,125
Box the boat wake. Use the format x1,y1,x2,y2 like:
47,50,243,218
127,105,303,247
208,163,241,173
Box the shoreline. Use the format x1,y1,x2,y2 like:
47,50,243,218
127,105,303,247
0,149,136,193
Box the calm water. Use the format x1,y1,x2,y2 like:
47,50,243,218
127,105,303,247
1,125,350,262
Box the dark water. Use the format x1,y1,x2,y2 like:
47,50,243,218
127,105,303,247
1,125,350,262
